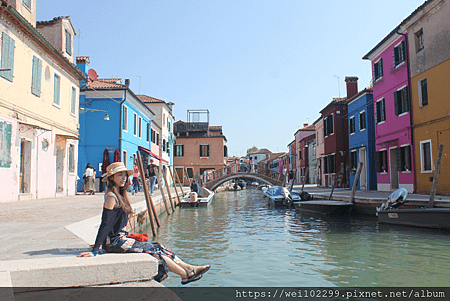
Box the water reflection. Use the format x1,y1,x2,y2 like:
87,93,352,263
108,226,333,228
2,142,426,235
144,189,450,287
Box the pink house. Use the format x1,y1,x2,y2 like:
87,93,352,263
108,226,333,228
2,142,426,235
363,28,414,192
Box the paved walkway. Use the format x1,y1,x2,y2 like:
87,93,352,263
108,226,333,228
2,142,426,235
0,188,186,262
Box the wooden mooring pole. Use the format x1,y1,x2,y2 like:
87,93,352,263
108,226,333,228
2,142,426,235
349,162,363,204
329,163,344,200
162,168,176,211
154,168,172,215
429,144,444,208
169,167,182,205
301,168,309,192
136,152,159,236
174,167,186,197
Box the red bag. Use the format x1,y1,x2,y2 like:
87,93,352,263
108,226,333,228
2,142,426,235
128,233,149,242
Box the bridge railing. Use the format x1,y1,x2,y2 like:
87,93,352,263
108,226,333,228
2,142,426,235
201,164,287,186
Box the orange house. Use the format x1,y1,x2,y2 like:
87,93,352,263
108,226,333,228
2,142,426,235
173,111,227,185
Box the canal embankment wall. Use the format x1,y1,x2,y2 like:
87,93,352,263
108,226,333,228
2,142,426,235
0,187,189,300
295,185,450,215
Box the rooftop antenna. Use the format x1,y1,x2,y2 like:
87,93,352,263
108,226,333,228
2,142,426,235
333,75,340,98
77,29,81,57
136,76,141,94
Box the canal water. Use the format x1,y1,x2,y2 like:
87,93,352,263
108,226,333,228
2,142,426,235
144,188,450,287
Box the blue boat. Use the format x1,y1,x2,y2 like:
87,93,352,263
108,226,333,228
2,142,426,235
263,186,306,207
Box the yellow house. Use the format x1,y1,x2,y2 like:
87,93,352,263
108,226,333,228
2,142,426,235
0,1,85,202
404,0,450,195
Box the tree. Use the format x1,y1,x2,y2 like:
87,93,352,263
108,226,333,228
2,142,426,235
246,146,258,155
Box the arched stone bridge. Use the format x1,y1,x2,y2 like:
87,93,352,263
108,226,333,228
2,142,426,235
204,172,283,191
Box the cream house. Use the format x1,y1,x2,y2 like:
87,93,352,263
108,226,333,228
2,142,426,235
0,1,85,202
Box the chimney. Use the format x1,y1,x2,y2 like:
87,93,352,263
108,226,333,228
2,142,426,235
125,79,130,87
345,76,358,99
76,56,90,77
303,123,308,128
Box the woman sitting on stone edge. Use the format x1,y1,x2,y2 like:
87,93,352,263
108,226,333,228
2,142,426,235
78,162,210,285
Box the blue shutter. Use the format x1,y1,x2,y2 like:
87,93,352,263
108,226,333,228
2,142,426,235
31,56,42,97
0,122,12,168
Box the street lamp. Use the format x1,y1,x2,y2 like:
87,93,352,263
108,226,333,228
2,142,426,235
79,107,110,120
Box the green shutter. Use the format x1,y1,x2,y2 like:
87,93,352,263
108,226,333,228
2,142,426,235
31,56,42,97
1,33,15,82
0,122,12,168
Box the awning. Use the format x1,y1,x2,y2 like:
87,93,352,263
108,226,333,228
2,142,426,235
56,134,82,141
138,146,168,164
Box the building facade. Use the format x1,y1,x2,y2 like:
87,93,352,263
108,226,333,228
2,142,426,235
173,110,227,185
347,87,377,190
1,2,85,202
404,0,450,194
294,123,315,183
76,59,155,187
314,116,325,186
138,95,175,177
363,29,415,192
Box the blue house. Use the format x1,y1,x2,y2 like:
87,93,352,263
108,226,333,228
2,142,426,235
76,57,155,188
347,87,376,190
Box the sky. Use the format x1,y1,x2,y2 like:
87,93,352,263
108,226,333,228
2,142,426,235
37,0,426,157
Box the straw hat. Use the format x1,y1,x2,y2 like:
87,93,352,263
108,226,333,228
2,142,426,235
102,162,133,182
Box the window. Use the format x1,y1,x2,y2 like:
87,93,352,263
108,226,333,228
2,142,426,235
123,151,127,167
138,117,142,138
349,116,355,134
359,111,366,130
375,150,388,172
349,151,357,170
419,78,428,107
373,58,383,81
68,144,75,173
0,121,12,168
393,40,405,67
420,140,432,172
163,113,165,126
200,145,210,157
156,133,159,145
186,167,194,179
394,87,409,115
31,56,42,97
398,145,411,172
151,129,155,143
175,145,184,157
146,123,150,142
1,33,15,82
53,74,61,106
299,150,302,160
415,28,424,53
70,87,76,115
133,113,137,136
376,98,386,124
162,139,166,152
224,145,228,157
122,106,128,131
22,0,31,9
65,29,72,56
324,114,334,136
324,154,335,174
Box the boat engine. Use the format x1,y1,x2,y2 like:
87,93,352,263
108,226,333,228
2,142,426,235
377,188,408,212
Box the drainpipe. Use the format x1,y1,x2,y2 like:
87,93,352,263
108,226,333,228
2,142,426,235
396,29,416,193
120,89,127,160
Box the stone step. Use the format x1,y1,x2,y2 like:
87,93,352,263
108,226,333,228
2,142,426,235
0,253,158,289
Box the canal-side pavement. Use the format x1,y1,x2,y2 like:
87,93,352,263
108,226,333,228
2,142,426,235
0,188,188,300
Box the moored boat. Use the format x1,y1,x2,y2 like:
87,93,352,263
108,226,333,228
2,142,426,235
377,188,450,229
263,186,309,207
180,187,215,208
294,200,353,215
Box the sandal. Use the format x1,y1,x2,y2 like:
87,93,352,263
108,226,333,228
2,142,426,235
193,265,210,277
181,271,202,285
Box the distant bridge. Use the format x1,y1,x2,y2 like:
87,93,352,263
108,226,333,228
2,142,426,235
201,164,285,190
